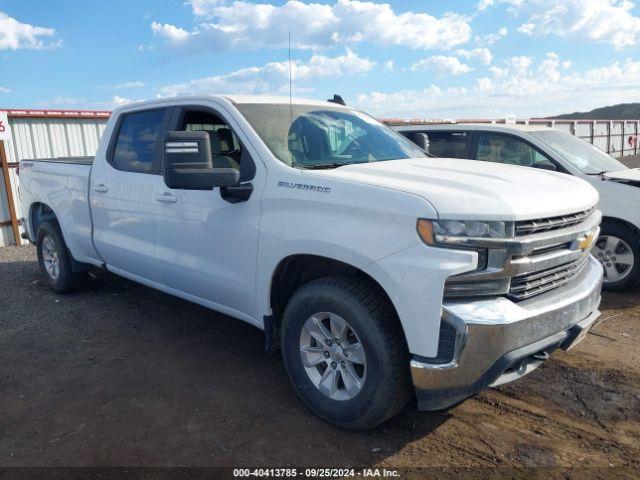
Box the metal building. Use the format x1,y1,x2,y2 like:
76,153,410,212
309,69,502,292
0,109,110,246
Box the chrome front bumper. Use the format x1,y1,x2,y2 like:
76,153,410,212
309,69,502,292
411,255,603,410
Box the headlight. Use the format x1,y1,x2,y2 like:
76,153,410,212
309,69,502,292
417,219,514,245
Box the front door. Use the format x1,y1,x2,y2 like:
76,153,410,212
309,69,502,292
152,105,262,321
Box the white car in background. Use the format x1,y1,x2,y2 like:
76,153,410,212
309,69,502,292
395,124,640,291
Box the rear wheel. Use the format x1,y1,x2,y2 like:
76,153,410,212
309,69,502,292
594,222,640,291
36,221,86,293
280,275,412,431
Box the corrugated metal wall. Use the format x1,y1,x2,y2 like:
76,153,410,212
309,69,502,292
0,113,109,247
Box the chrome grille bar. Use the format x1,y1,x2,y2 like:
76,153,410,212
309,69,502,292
515,208,595,236
508,257,590,300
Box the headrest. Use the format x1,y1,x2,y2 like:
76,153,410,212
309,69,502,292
208,132,222,155
217,128,234,152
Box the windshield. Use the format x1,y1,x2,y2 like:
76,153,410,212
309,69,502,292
236,103,427,168
530,129,627,174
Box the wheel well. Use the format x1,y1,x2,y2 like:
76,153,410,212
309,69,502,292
266,255,399,351
30,203,58,237
602,216,640,239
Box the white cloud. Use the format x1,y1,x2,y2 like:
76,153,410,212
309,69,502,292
481,0,640,48
111,96,141,107
383,60,394,72
52,96,86,106
0,86,10,93
411,56,472,76
411,48,492,77
158,49,375,97
0,11,60,50
517,23,535,35
105,81,146,90
455,47,493,65
477,0,524,11
475,26,508,46
152,0,472,51
151,22,190,44
356,54,640,118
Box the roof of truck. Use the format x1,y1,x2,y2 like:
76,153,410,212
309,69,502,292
112,95,348,114
224,94,344,107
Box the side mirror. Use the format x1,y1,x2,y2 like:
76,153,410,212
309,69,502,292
536,160,557,172
412,132,430,153
163,131,240,190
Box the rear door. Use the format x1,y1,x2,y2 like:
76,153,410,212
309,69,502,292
90,107,172,282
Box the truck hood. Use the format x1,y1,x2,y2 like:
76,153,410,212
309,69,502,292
306,158,599,221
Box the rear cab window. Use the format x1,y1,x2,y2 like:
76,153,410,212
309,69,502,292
110,108,169,173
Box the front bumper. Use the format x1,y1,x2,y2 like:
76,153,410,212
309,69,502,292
411,255,603,410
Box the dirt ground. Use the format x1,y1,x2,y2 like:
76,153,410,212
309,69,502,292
0,246,639,474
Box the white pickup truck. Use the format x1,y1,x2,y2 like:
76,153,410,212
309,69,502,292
19,95,603,430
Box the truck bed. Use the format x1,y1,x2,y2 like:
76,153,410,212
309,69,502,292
19,156,101,266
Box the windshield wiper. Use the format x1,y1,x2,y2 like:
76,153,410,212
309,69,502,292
301,162,352,170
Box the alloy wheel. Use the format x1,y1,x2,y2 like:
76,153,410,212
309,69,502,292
299,312,367,401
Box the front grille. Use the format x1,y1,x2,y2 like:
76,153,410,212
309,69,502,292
508,257,590,301
515,208,594,236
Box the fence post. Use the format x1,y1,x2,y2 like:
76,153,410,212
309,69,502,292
0,140,20,246
607,121,612,154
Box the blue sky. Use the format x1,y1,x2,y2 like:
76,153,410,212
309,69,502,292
1,0,640,118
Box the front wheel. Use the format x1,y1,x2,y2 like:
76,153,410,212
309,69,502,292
280,276,412,431
593,222,640,291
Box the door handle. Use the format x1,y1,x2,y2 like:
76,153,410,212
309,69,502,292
93,183,109,193
155,192,177,204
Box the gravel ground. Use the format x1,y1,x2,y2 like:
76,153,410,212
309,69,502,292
0,246,639,474
620,154,640,168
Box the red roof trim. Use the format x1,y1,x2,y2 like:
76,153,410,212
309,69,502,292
3,108,111,119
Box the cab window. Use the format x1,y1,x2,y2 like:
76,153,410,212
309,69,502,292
111,108,168,173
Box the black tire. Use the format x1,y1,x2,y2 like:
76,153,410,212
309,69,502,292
36,220,86,294
597,222,640,292
280,275,412,431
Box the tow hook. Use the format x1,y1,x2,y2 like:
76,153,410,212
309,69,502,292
532,350,550,362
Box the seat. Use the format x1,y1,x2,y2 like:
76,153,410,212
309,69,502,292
216,128,241,169
207,130,239,170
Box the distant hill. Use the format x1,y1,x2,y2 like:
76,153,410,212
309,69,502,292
550,103,640,120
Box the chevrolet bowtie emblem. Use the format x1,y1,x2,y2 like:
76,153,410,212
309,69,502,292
578,232,595,251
